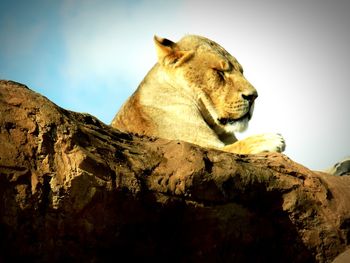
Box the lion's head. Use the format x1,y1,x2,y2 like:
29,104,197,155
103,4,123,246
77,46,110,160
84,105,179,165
154,35,257,135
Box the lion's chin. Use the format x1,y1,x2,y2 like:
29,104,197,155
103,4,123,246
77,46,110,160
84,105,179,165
218,110,251,130
218,111,251,125
218,104,254,133
222,117,249,133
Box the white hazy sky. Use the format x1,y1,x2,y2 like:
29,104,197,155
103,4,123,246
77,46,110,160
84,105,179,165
0,0,349,171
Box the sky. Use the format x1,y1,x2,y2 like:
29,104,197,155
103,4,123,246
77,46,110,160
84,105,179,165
0,0,349,171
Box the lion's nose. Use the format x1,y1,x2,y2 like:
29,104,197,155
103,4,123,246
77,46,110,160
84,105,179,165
242,92,258,104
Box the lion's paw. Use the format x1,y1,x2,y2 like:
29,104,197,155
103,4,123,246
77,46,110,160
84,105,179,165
246,133,286,154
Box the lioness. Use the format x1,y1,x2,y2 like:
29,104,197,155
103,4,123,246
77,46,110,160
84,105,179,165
111,35,285,154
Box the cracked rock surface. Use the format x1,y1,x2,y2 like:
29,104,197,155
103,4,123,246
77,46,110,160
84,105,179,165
0,80,349,262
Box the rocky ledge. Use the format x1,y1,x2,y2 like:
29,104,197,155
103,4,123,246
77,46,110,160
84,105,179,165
0,80,349,263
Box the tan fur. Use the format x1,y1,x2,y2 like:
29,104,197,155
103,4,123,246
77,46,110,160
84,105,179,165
111,35,285,154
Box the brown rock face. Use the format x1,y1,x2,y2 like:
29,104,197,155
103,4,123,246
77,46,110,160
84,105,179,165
0,80,349,263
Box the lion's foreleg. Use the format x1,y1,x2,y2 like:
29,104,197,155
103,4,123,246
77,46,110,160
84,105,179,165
223,133,285,154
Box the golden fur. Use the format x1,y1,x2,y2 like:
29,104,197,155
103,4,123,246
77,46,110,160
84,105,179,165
111,35,285,154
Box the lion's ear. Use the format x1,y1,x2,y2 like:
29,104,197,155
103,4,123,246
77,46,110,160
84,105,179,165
154,35,193,67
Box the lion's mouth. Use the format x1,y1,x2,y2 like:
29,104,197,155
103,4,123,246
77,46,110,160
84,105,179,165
218,101,255,126
218,111,252,126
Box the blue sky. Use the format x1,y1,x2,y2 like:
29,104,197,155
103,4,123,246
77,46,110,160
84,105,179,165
1,0,350,170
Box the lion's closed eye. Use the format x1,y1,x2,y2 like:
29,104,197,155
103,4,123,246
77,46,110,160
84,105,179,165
214,69,225,81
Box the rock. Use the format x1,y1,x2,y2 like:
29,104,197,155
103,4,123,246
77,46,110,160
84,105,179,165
326,158,350,176
332,248,350,263
0,80,349,263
